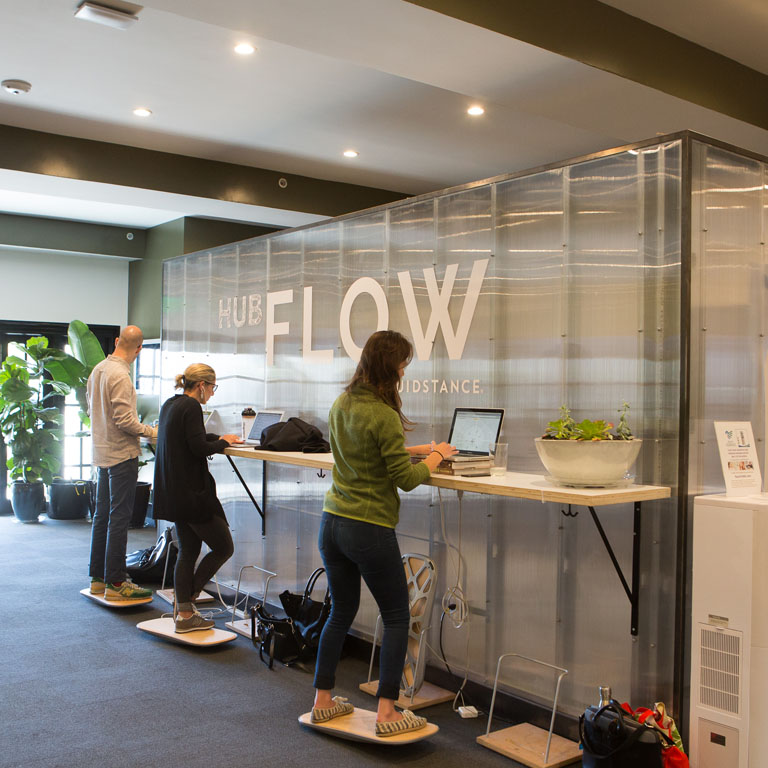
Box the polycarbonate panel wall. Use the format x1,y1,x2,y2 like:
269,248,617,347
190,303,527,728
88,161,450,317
161,139,684,715
689,141,768,496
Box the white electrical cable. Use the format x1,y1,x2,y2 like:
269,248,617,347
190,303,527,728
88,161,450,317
438,487,469,628
435,486,478,714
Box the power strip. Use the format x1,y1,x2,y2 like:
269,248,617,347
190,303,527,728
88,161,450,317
458,705,479,718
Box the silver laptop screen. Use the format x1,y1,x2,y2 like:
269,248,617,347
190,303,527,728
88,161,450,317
448,408,504,454
246,411,283,443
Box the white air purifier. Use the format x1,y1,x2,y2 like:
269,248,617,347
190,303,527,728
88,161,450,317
690,494,768,768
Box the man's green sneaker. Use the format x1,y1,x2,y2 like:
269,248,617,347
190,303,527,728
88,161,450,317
89,578,106,595
104,580,152,601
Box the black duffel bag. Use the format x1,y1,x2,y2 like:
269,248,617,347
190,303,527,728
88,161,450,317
260,417,330,453
126,526,177,584
580,700,669,767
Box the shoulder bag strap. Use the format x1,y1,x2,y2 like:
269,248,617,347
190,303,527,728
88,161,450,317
304,567,326,599
259,632,276,669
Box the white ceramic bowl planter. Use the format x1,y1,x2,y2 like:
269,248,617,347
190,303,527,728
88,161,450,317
534,438,642,487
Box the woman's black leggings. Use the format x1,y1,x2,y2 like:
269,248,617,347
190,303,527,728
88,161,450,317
173,514,234,611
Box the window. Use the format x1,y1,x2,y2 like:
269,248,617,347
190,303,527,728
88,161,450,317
62,343,91,480
135,339,161,396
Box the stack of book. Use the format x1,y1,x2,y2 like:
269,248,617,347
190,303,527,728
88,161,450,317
411,453,492,476
434,455,492,476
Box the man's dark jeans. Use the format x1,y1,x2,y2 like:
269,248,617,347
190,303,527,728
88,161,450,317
313,512,409,701
89,456,139,584
89,457,138,585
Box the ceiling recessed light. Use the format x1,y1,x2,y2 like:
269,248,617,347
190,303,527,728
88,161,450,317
133,107,152,117
343,150,359,158
74,2,139,30
467,105,485,116
234,42,255,55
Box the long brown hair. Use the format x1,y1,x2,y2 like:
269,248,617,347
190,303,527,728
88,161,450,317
346,330,413,427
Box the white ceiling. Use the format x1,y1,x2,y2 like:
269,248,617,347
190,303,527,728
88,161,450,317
0,0,767,229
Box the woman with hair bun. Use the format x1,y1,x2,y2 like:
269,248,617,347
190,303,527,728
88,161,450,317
310,330,457,736
152,363,242,633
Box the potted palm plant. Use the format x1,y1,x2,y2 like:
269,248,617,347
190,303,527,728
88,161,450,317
0,322,105,522
534,403,642,487
0,337,65,521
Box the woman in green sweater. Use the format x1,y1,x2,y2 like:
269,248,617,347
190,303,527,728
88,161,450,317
311,330,456,736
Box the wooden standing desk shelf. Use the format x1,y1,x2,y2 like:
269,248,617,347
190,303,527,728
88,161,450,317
224,447,668,506
223,448,670,635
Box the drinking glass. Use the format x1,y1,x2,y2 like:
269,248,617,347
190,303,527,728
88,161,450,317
490,442,508,476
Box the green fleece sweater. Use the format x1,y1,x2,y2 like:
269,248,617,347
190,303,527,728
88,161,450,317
323,385,431,528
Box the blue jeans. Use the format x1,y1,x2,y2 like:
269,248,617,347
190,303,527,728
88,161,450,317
313,512,409,701
89,458,138,585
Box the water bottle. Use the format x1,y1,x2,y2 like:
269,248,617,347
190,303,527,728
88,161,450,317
598,686,612,708
241,407,256,440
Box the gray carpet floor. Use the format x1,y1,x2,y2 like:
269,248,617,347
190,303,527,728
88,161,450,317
0,513,529,768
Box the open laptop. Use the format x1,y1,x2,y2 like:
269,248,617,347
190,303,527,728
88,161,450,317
447,407,505,457
243,410,284,446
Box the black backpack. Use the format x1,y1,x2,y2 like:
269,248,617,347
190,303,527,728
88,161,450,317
126,526,178,584
260,417,330,453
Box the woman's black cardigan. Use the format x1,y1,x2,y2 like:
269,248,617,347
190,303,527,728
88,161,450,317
152,394,229,524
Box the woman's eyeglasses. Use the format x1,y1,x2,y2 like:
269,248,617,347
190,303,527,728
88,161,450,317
206,382,218,393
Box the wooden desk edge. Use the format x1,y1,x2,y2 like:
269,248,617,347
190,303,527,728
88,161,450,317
224,448,670,506
225,447,333,470
426,475,670,506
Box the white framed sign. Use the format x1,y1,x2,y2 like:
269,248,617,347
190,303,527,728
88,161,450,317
714,421,762,497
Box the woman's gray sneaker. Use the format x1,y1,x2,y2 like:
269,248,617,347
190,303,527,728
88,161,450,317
174,610,215,633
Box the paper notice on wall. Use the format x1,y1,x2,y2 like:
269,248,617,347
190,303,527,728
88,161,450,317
714,421,762,497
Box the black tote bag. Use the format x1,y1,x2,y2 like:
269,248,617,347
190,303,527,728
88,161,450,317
580,701,666,768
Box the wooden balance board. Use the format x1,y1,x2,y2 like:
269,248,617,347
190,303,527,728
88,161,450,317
136,617,237,646
156,588,215,605
477,723,582,768
80,588,153,608
359,680,455,711
298,708,438,744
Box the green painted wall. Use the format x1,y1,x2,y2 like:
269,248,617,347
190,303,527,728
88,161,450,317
128,219,184,340
405,0,768,131
0,125,408,217
0,213,144,258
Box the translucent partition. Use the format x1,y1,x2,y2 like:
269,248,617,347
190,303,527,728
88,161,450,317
160,133,768,718
689,141,768,495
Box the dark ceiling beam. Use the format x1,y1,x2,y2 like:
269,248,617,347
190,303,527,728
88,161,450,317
404,0,768,131
0,212,145,258
0,124,408,219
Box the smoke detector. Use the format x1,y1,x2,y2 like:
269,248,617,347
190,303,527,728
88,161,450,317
2,80,31,95
74,2,141,30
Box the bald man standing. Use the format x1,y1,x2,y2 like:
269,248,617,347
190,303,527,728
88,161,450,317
87,326,158,600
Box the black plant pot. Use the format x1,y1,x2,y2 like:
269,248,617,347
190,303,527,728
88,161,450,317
130,481,152,528
48,479,93,520
11,481,45,523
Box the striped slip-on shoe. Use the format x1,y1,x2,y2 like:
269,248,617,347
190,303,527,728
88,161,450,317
311,696,354,723
375,709,427,737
